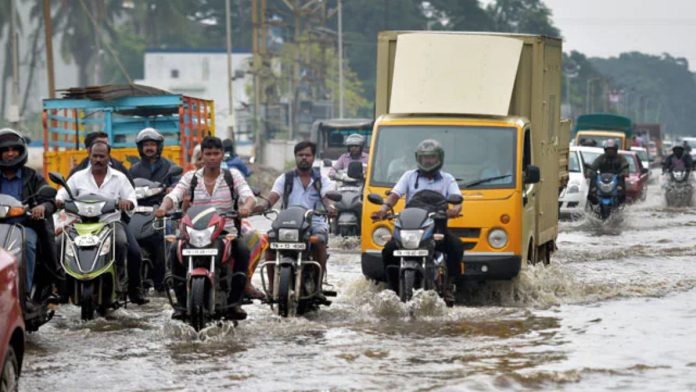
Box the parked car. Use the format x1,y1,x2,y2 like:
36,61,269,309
0,248,25,391
559,146,592,219
620,150,650,203
630,146,653,183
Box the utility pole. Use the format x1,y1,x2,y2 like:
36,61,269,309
225,0,236,141
338,0,344,118
9,0,20,126
252,0,262,160
43,0,56,99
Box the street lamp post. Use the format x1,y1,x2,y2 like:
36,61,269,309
225,0,236,141
338,0,344,119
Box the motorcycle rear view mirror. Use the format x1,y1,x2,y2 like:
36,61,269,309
447,194,464,205
347,161,364,180
48,172,75,200
323,159,333,167
367,193,384,205
325,191,342,202
251,186,262,197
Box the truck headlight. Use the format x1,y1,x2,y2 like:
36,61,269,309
372,227,392,247
399,230,424,249
487,229,508,249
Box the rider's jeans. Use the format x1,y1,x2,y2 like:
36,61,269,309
24,227,37,291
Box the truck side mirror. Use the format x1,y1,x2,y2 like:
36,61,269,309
524,165,541,184
367,193,384,205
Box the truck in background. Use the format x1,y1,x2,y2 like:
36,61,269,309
573,113,633,149
361,32,570,285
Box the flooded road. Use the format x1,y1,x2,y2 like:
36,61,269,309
20,175,696,391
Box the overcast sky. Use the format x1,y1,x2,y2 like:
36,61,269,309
541,0,696,70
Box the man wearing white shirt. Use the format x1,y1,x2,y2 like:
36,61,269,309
56,142,148,304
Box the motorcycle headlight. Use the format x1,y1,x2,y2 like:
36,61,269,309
399,229,424,250
278,228,299,242
75,201,106,217
99,236,111,256
488,229,508,249
186,226,215,248
372,227,392,247
599,183,614,193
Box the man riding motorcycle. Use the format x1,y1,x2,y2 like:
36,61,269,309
0,128,59,299
329,133,368,179
371,139,463,301
56,141,148,304
254,141,337,294
69,131,133,184
129,127,180,189
662,144,694,175
155,136,256,320
221,138,252,178
586,139,630,205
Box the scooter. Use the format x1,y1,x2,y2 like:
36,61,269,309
0,187,58,331
367,190,463,304
591,171,624,220
664,170,693,207
330,161,365,237
166,206,247,331
130,166,183,291
49,172,128,321
259,191,342,317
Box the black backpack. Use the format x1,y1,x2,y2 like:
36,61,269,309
281,168,323,209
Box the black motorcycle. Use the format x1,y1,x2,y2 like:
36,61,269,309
0,187,58,331
367,190,463,304
330,161,365,237
259,191,342,317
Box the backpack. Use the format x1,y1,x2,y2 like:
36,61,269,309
282,168,323,209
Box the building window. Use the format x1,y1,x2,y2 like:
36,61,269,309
171,69,179,79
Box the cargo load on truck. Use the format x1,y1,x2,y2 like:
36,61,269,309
361,32,569,284
42,84,214,179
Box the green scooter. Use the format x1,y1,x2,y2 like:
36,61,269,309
50,172,127,320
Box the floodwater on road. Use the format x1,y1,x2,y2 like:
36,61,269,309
19,174,696,391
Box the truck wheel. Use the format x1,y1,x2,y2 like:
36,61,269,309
0,346,19,392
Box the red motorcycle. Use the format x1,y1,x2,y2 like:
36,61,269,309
164,206,247,331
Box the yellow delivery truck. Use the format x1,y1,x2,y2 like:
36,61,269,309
361,31,570,283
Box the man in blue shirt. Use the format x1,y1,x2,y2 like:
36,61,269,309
372,139,464,300
222,138,252,178
255,141,336,292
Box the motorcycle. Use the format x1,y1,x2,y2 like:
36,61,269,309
664,170,693,207
49,172,128,321
330,161,365,237
165,206,248,331
588,169,625,220
129,166,183,292
367,190,463,304
259,191,342,317
0,187,58,331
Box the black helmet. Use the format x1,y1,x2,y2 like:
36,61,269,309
222,138,235,160
415,139,444,174
0,128,28,170
135,127,164,158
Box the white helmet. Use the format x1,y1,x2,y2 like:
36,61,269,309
135,127,164,158
345,133,365,147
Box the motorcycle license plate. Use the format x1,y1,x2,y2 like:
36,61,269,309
182,248,218,256
270,242,306,250
134,206,154,213
394,249,428,257
74,235,100,247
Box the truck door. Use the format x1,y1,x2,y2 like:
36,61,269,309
521,127,536,263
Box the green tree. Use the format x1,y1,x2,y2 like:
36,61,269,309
486,0,560,37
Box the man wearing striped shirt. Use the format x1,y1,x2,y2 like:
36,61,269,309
156,136,256,319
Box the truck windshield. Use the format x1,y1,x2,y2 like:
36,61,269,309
370,125,517,188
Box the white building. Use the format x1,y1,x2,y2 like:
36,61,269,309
136,49,254,145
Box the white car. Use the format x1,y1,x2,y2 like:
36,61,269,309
559,146,603,219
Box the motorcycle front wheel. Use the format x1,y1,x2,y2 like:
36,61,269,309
190,277,207,331
277,265,294,317
81,282,94,321
399,269,416,303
